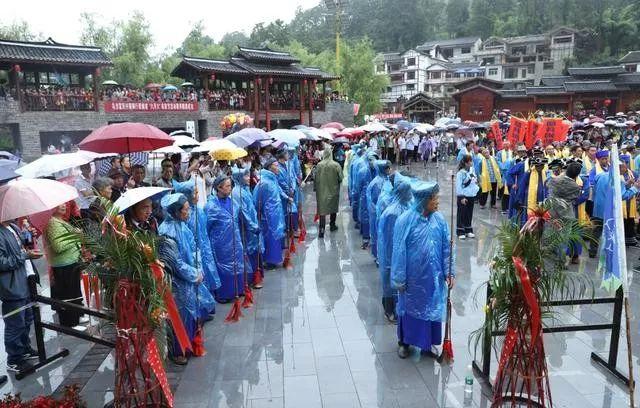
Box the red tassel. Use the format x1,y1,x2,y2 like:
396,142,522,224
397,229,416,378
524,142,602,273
92,275,101,310
313,213,319,223
242,285,254,308
283,249,292,269
298,215,307,242
440,340,454,362
81,272,90,307
224,298,243,323
192,326,206,356
289,236,296,254
253,267,264,286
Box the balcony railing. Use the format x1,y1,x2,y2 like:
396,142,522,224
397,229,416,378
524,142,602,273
22,93,95,112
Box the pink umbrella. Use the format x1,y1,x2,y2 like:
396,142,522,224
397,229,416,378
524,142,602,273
321,122,345,131
79,122,172,154
0,178,78,222
323,127,340,135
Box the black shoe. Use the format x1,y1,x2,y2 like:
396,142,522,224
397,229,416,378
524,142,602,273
23,349,39,360
330,225,338,232
318,230,325,238
361,242,369,250
7,360,31,373
384,312,397,324
397,345,410,359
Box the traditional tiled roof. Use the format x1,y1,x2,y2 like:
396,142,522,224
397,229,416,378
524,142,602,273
614,72,640,85
619,51,640,64
235,47,300,64
0,37,111,66
567,66,626,76
418,36,480,50
540,76,571,86
563,80,626,92
180,57,249,75
230,58,320,78
498,89,527,98
302,67,340,80
525,86,566,95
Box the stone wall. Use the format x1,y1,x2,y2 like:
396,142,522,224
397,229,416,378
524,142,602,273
0,100,354,160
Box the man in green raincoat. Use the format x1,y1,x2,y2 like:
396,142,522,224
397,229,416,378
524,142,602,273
314,146,343,238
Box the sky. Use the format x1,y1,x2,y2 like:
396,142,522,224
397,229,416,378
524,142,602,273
4,0,320,55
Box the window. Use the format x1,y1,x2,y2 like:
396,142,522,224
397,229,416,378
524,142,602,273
505,68,517,79
543,62,554,70
535,45,547,54
471,106,484,116
512,46,527,55
24,72,36,84
390,64,401,72
521,68,527,78
441,49,453,59
386,87,392,93
482,57,495,65
461,47,471,54
430,71,441,79
626,64,638,72
407,71,416,80
407,58,416,66
446,87,455,93
70,73,80,85
527,65,535,74
424,84,428,91
553,36,573,44
406,84,415,91
488,68,498,76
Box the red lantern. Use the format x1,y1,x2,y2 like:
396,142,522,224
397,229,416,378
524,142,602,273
269,77,273,85
303,79,308,86
604,98,612,107
13,64,20,73
210,73,216,81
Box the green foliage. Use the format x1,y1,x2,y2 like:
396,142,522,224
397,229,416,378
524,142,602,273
445,0,470,38
219,31,250,55
249,20,291,48
178,22,226,60
0,20,41,41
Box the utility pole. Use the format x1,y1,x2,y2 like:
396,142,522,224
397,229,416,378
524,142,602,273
324,0,348,92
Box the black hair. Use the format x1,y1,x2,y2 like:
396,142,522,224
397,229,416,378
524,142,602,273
458,154,472,170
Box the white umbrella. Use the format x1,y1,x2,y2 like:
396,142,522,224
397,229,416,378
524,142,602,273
306,128,333,140
192,138,237,154
152,144,186,155
359,123,389,133
171,135,200,148
604,120,617,126
0,178,78,222
268,129,306,147
16,150,103,178
591,122,605,129
113,187,171,213
415,124,436,133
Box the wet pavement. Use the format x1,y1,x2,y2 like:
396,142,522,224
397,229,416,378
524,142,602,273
4,161,640,407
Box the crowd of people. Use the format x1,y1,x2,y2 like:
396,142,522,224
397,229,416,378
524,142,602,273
101,86,198,103
22,87,95,111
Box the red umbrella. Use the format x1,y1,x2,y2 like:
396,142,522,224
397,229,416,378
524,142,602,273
347,129,365,138
321,122,345,131
145,83,163,89
80,122,172,154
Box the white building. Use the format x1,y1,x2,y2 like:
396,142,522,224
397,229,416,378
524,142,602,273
619,51,640,73
416,37,482,63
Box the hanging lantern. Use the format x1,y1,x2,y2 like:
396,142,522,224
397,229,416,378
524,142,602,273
210,73,216,81
269,77,273,85
603,98,612,107
303,79,308,86
13,64,21,73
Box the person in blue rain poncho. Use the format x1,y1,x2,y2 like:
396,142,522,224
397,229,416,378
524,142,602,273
158,193,215,364
232,167,262,287
377,175,413,323
287,145,303,234
356,151,378,249
349,145,366,225
366,159,391,260
275,149,297,236
391,181,454,359
205,175,246,302
174,180,221,303
253,157,287,268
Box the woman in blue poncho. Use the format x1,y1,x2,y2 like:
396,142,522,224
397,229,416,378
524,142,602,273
253,157,287,268
205,175,246,302
275,150,296,232
356,151,378,249
378,177,413,323
158,193,215,364
174,180,221,304
232,167,262,287
391,181,455,359
366,159,391,260
349,145,366,224
287,145,302,234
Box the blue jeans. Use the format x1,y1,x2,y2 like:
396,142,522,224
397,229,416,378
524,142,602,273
2,298,33,365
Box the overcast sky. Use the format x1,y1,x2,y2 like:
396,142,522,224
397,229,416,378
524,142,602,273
5,0,320,55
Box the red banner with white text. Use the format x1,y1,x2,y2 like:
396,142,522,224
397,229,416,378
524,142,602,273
104,101,199,112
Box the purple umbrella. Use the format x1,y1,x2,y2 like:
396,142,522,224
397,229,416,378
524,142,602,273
226,128,271,148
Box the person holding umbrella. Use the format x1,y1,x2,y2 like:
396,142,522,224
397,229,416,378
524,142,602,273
391,181,454,359
314,146,343,238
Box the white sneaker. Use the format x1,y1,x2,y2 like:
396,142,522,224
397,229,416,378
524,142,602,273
466,232,475,238
79,316,90,324
458,235,466,240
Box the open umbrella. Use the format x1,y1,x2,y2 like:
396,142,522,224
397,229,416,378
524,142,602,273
79,122,173,154
145,83,163,89
180,82,194,87
0,178,78,222
226,128,271,148
292,125,309,130
359,123,389,133
323,127,341,136
321,122,345,131
16,150,103,178
0,151,18,160
101,80,119,86
210,147,247,161
299,129,320,141
268,129,306,147
163,85,178,92
415,124,436,133
0,167,18,184
591,122,605,129
171,135,200,148
332,136,349,144
192,138,237,154
396,120,414,131
153,144,186,155
113,187,171,213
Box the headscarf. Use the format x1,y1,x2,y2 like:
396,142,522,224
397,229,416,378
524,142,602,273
411,181,439,211
231,166,250,186
161,193,188,220
213,175,231,190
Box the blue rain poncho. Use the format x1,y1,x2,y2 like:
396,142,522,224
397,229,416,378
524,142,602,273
356,151,377,239
349,146,366,221
391,182,454,322
158,193,215,324
205,184,246,301
174,180,221,294
287,147,302,231
366,160,390,258
253,169,286,265
378,178,412,297
376,177,393,220
232,167,262,275
276,161,296,214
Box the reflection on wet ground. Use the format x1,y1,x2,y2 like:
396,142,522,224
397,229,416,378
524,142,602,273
5,161,639,407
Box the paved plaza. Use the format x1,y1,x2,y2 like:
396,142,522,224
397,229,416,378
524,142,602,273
1,162,639,407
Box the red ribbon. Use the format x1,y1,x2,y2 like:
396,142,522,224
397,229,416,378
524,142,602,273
149,262,192,354
147,337,174,407
513,257,542,348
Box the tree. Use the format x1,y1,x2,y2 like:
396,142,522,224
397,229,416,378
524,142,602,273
288,6,333,54
220,31,250,55
338,38,389,118
177,21,226,59
445,0,470,38
79,13,116,54
468,0,493,39
249,20,291,48
0,20,41,41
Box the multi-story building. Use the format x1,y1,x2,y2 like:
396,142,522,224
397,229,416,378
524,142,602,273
619,51,640,73
376,28,580,115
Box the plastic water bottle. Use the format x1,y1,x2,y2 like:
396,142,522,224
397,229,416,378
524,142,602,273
464,364,474,405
